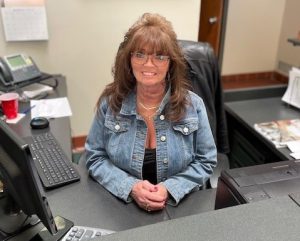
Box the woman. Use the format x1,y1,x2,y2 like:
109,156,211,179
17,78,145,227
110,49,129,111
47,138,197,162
85,13,217,212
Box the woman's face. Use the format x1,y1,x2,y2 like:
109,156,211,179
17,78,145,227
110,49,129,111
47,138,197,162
130,46,170,88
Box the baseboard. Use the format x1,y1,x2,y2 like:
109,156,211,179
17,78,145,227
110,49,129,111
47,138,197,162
72,135,86,151
221,71,288,89
72,71,288,149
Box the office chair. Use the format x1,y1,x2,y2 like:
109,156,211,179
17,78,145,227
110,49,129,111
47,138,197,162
178,40,230,188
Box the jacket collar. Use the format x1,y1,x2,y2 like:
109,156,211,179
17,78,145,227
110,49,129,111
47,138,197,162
120,85,171,116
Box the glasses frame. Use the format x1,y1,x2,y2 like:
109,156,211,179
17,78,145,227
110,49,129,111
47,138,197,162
131,51,170,67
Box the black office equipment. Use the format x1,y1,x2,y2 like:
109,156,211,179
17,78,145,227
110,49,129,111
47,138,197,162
0,53,41,87
0,53,56,92
25,132,80,189
30,117,49,129
0,119,59,240
60,225,114,241
215,159,300,209
0,120,114,241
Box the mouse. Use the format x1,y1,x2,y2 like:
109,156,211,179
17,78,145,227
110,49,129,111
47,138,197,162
30,117,49,129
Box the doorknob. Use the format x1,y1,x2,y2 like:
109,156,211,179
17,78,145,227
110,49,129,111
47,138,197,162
209,17,218,24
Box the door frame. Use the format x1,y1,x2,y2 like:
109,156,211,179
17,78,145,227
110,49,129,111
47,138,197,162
198,0,229,70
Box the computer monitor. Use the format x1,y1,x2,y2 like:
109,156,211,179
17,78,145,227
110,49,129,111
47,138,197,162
0,120,71,240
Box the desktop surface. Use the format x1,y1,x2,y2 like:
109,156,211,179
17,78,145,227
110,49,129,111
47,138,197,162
46,158,171,231
225,97,300,129
6,80,300,241
8,76,72,161
225,97,300,167
92,196,300,241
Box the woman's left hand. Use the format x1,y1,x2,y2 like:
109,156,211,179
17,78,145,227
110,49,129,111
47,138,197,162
155,183,169,201
145,183,169,211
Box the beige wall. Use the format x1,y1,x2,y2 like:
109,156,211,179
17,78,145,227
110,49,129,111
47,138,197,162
0,0,298,136
0,0,200,136
276,0,300,73
222,0,286,75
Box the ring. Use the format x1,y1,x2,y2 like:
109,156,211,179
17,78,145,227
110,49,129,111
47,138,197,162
145,203,151,212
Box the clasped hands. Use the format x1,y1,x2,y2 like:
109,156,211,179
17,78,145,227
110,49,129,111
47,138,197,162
131,180,168,212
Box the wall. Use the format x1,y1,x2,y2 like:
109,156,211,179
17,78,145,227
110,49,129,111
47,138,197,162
0,0,297,136
222,0,286,75
0,0,200,136
276,0,300,73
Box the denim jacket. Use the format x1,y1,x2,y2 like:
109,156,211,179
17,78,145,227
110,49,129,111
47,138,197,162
85,87,217,205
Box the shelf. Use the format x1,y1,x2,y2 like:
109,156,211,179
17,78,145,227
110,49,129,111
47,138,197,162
288,38,300,46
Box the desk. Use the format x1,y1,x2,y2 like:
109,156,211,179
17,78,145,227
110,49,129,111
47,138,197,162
9,157,216,241
8,158,300,241
225,97,300,167
3,76,216,240
8,75,72,160
96,196,300,241
6,81,300,241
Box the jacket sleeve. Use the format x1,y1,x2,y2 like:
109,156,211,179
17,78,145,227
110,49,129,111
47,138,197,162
85,101,139,203
163,97,217,205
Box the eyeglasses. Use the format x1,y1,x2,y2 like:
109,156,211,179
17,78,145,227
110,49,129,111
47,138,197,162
131,52,170,66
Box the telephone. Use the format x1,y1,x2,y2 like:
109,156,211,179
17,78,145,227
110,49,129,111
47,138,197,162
0,53,42,87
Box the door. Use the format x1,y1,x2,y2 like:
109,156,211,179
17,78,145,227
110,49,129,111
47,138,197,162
198,0,228,68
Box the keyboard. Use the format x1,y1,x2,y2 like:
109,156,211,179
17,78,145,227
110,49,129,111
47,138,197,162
61,226,115,241
26,132,80,189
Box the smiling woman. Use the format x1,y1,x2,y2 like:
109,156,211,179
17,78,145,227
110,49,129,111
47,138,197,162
84,13,217,212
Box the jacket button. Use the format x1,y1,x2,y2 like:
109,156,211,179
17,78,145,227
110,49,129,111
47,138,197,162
160,136,166,142
115,124,120,130
160,115,165,120
163,158,168,164
183,127,189,133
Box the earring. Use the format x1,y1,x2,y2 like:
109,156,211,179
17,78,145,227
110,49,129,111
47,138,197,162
166,72,171,82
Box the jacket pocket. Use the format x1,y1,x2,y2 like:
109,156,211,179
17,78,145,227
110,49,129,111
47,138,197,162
172,119,199,167
172,119,199,135
104,116,132,165
104,116,131,148
104,116,131,133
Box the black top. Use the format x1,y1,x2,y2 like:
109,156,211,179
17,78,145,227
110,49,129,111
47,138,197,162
143,148,157,184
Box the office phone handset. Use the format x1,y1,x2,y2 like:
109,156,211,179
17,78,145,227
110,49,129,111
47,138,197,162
0,53,42,87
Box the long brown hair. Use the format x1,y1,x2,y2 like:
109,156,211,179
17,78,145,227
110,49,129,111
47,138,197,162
97,13,190,121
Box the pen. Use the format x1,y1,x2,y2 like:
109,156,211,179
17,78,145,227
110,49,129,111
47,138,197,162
22,105,36,115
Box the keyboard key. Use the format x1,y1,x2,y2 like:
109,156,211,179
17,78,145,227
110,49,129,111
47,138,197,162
25,132,80,189
61,225,114,241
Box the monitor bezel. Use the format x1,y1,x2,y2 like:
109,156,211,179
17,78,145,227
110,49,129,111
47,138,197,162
0,120,58,236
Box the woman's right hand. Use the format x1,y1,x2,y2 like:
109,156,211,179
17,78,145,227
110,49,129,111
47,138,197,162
131,180,167,212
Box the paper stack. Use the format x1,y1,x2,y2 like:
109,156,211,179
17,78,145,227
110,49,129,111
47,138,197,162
21,83,53,99
282,67,300,109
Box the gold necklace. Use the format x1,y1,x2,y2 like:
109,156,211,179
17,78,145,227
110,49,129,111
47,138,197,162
138,101,160,110
143,111,158,121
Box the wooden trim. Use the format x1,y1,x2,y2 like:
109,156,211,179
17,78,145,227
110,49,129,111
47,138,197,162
72,71,288,149
221,71,288,89
72,135,86,151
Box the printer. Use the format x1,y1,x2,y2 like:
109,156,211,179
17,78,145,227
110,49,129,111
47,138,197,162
215,160,300,209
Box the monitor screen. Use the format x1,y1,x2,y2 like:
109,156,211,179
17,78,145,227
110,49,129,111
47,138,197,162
0,120,58,238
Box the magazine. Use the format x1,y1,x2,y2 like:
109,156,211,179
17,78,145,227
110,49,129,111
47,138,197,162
254,119,300,148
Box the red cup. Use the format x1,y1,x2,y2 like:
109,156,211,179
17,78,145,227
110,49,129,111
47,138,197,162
0,93,19,119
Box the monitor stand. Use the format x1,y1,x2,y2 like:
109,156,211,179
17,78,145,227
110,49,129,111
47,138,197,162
0,195,73,241
29,216,74,241
0,195,40,241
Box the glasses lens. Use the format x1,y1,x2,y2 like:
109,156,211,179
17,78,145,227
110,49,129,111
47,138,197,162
152,55,169,66
131,52,169,66
132,52,146,64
